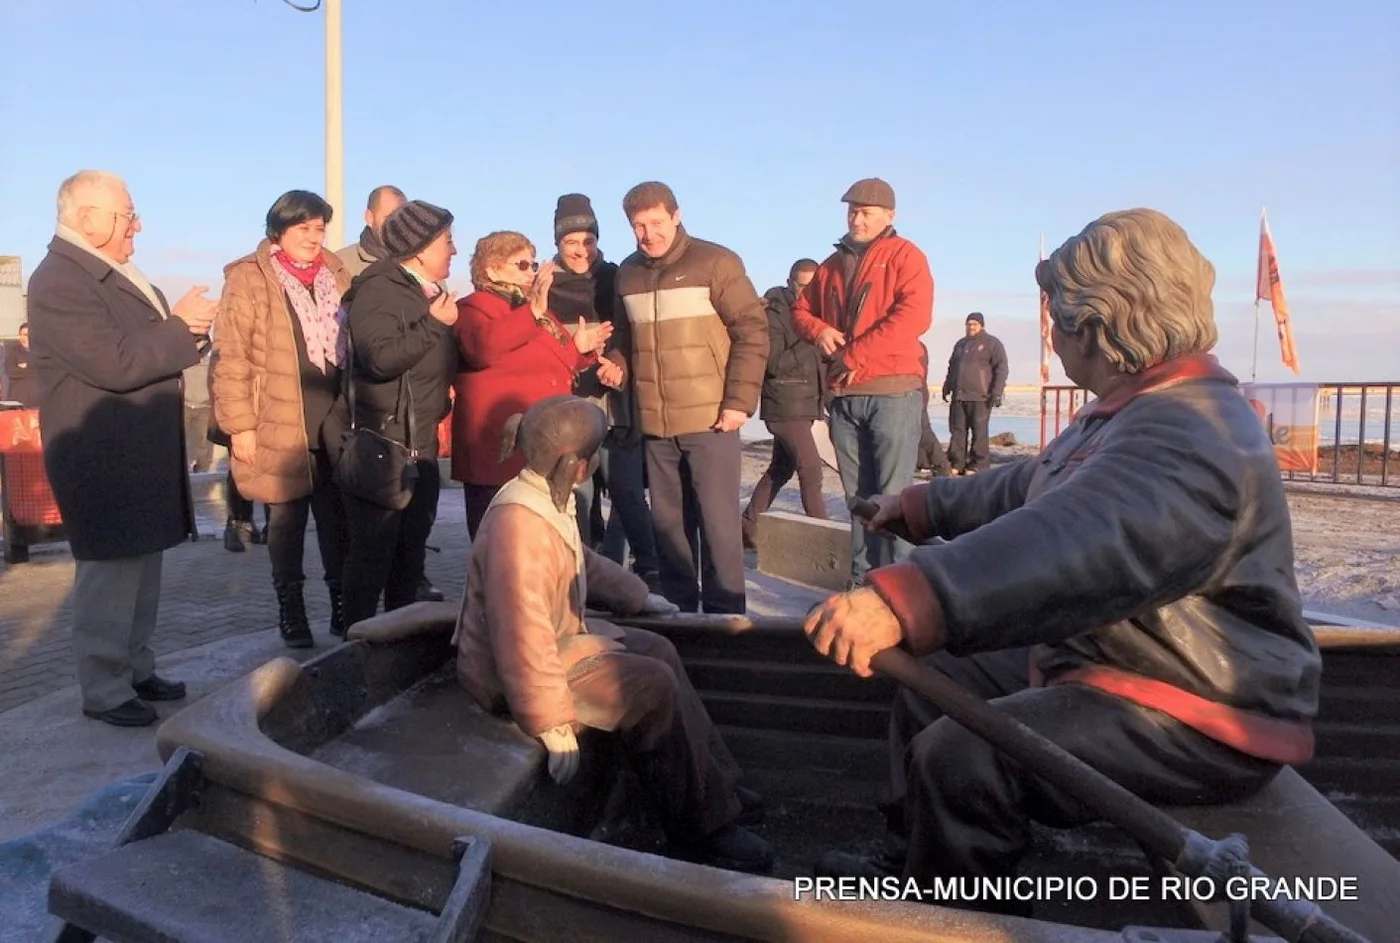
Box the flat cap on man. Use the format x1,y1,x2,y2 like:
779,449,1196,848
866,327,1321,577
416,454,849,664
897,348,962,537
841,177,896,210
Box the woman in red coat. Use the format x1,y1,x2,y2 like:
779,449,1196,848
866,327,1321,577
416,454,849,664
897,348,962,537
453,230,615,537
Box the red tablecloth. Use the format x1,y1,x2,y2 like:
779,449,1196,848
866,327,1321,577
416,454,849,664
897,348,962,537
0,409,63,526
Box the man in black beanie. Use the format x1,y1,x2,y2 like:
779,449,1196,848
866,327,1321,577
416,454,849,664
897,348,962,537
548,193,659,589
941,312,1008,475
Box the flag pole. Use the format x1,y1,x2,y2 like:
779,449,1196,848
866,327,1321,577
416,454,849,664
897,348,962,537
1252,207,1264,383
1252,299,1260,382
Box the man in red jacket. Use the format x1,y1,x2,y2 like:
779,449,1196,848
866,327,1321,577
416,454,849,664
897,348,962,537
791,178,933,587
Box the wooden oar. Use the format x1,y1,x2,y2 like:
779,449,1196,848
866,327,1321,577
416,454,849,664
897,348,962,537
604,609,1369,939
847,496,918,544
869,647,1369,943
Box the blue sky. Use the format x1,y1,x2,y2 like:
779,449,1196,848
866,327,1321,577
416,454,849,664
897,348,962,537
1,0,1396,383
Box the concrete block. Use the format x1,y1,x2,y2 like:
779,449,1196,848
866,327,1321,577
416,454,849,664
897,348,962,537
753,510,849,592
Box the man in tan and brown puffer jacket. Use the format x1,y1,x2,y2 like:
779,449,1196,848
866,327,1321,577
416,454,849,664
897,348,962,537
605,181,768,615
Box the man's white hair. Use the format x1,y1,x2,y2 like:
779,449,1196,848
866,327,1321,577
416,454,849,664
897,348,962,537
56,170,127,227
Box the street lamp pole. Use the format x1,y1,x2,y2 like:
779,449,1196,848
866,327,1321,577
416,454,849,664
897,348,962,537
324,0,345,249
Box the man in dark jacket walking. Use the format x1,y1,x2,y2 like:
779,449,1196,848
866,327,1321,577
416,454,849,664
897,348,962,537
941,312,1008,474
741,259,828,548
28,170,218,727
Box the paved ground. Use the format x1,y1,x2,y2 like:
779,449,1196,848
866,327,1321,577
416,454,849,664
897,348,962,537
0,468,471,715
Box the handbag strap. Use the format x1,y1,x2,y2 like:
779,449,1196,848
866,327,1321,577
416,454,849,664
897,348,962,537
343,317,417,456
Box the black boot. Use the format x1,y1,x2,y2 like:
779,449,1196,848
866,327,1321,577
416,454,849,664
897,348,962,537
275,580,313,649
327,580,346,639
223,519,249,553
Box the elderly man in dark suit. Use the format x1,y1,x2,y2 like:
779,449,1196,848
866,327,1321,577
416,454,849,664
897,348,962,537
28,170,217,727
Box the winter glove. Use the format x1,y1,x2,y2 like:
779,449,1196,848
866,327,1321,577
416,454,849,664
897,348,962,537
639,593,680,616
539,725,579,785
991,395,1003,409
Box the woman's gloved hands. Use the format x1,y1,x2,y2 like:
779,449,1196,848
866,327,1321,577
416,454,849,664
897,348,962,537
639,593,680,616
538,724,579,784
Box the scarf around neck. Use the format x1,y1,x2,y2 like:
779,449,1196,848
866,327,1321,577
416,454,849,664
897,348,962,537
487,468,586,611
269,246,346,373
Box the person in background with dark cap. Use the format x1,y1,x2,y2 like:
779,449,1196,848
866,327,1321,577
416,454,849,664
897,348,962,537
941,311,1008,475
791,177,934,588
336,200,460,628
548,193,659,587
336,185,405,279
452,394,772,873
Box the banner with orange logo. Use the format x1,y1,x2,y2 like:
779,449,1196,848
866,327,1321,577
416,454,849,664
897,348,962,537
1241,383,1319,473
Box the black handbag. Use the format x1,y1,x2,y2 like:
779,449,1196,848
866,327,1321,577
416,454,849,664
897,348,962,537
332,327,420,511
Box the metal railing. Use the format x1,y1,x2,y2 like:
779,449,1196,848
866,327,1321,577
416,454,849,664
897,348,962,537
1040,382,1400,489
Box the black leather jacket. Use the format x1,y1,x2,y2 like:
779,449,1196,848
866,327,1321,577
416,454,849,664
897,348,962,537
887,354,1320,722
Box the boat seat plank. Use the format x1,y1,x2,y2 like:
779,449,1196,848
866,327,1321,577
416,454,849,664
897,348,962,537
307,671,615,835
1160,766,1400,942
48,829,440,943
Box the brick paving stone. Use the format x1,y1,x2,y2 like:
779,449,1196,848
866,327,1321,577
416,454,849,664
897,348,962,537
0,483,473,714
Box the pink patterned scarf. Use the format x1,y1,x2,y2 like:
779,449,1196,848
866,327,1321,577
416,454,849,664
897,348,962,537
270,247,347,373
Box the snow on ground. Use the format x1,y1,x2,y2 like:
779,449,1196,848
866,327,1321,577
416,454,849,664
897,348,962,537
739,438,1400,622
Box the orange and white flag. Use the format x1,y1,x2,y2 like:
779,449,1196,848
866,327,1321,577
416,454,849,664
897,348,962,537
1039,234,1052,384
1256,210,1301,374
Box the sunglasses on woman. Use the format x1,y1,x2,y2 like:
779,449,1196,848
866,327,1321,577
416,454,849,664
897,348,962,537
509,259,540,272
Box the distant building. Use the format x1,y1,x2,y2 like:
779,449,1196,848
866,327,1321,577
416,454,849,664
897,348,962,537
0,256,22,337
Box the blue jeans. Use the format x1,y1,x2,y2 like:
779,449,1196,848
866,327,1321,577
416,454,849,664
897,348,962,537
599,434,658,574
828,391,923,583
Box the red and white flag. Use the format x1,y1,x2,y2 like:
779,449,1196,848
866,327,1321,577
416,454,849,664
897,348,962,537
1038,234,1052,384
1256,210,1301,374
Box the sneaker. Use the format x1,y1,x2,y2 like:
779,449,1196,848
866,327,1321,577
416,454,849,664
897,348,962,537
416,577,445,602
675,823,774,874
223,521,248,553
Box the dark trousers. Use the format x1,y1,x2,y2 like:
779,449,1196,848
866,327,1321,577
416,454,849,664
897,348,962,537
569,626,742,841
463,483,500,541
342,459,441,626
599,434,658,575
947,399,991,472
267,449,346,589
644,430,745,614
741,419,827,544
886,648,1278,914
183,406,214,472
917,408,952,475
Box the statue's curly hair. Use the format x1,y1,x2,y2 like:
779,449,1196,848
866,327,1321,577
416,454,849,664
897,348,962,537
1036,209,1217,375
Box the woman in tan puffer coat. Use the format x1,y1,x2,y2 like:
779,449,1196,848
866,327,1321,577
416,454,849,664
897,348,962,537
212,190,351,647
